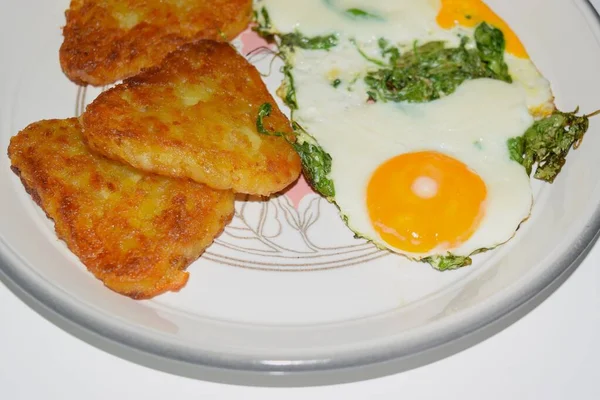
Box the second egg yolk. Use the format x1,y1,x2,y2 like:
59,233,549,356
437,0,528,58
366,151,487,254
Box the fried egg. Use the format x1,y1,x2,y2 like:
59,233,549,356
257,0,555,259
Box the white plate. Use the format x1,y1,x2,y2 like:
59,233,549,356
1,0,600,386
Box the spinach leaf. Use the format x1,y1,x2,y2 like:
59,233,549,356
280,31,339,51
280,64,298,109
507,135,525,166
474,21,511,82
508,109,599,183
291,122,335,198
422,254,472,270
323,0,383,21
254,8,338,51
256,103,335,198
378,38,400,64
345,8,383,21
364,22,512,103
351,38,388,67
255,103,284,137
253,7,274,37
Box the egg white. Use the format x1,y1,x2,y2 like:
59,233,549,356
258,0,554,258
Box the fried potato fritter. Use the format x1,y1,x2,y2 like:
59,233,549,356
82,41,302,196
8,119,235,299
60,0,253,86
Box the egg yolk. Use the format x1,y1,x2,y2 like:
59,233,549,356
437,0,528,58
366,151,487,254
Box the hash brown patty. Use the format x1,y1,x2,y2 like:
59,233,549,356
60,0,253,86
82,41,301,196
8,118,235,299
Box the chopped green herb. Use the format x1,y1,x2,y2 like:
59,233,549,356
507,136,525,167
351,38,388,67
255,103,284,138
291,122,335,198
217,30,227,41
345,8,383,21
256,103,335,198
474,22,511,81
364,22,512,103
280,64,298,109
508,108,600,183
280,31,339,51
323,1,383,21
253,6,338,51
378,38,400,64
422,254,473,270
253,7,274,38
332,78,342,88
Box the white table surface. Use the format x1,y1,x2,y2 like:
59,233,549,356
3,2,600,398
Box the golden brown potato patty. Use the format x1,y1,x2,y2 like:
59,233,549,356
60,0,252,86
8,118,235,299
82,41,301,196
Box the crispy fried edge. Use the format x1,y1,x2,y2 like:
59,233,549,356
59,0,253,86
7,119,235,299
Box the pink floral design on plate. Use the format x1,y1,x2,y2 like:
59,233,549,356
283,176,315,209
239,28,275,55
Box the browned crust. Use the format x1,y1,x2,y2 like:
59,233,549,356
59,0,253,86
8,118,235,299
81,41,301,196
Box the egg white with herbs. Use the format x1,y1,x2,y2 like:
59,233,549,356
255,0,559,263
